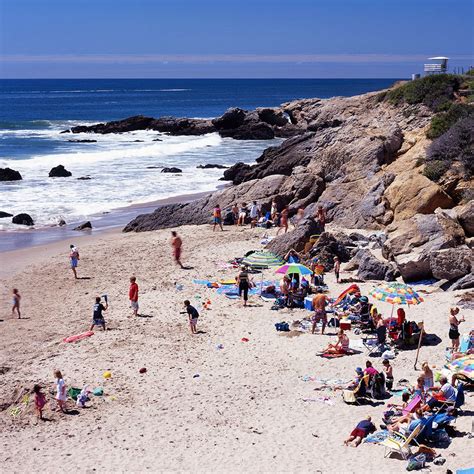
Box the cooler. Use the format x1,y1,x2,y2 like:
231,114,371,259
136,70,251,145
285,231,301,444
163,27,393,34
304,296,313,311
340,319,352,331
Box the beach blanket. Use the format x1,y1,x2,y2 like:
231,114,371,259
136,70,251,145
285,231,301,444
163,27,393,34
364,430,390,444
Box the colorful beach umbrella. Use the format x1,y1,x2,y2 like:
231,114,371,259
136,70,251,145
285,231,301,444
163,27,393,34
446,355,474,379
241,251,284,269
275,263,313,276
369,282,424,306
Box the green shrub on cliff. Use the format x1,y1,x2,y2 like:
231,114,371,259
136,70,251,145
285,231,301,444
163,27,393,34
386,74,462,110
423,160,449,182
426,103,474,139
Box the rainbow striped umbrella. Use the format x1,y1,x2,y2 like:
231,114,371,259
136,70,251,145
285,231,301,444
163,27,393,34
369,282,424,306
275,263,313,276
446,355,474,379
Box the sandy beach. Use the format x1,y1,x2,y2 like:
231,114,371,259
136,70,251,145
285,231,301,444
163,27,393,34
0,223,472,473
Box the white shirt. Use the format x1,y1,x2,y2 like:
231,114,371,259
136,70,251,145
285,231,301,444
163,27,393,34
250,204,259,218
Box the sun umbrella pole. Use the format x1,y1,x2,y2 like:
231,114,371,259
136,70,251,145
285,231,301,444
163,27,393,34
413,321,424,370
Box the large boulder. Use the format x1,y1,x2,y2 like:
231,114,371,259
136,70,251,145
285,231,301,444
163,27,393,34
451,273,474,291
383,212,466,281
455,201,474,237
212,108,246,130
384,172,454,221
257,108,290,127
0,168,22,181
222,162,253,183
265,217,320,256
309,232,354,269
49,165,72,177
12,213,34,226
347,249,397,281
429,247,473,281
74,221,92,230
196,164,228,169
0,211,13,218
161,167,182,173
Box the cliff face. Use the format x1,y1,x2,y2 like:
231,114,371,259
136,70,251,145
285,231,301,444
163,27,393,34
124,88,454,232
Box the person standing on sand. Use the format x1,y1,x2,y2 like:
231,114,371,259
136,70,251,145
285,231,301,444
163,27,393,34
312,290,328,334
12,288,21,319
334,256,341,283
213,204,224,231
129,276,139,317
183,299,199,334
33,384,47,420
69,244,80,279
54,370,67,413
90,296,108,331
276,205,289,235
171,231,184,268
232,203,239,225
271,200,278,221
449,307,464,352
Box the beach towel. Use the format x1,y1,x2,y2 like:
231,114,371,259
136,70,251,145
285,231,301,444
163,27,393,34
63,331,94,343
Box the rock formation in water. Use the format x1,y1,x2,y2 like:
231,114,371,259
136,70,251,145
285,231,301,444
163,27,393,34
0,168,22,181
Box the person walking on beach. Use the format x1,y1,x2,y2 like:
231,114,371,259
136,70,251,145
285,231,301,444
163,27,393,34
276,205,289,235
129,276,139,317
237,203,247,226
90,296,108,331
54,370,67,413
213,204,224,232
236,265,251,307
183,299,199,334
449,307,464,352
69,244,80,279
171,231,184,269
12,288,21,319
334,256,341,283
312,290,328,334
231,203,239,225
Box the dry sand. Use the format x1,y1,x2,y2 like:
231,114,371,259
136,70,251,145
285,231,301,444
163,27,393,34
0,224,472,473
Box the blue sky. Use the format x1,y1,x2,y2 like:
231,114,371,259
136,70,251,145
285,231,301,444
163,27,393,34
0,0,472,78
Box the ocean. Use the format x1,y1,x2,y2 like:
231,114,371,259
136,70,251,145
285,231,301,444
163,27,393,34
0,78,397,239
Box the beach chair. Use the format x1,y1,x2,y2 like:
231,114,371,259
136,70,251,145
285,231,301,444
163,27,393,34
342,375,371,404
379,423,423,459
363,326,388,356
402,395,422,416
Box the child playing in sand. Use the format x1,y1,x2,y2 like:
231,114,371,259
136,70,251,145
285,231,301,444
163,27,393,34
33,384,47,420
90,296,108,331
12,288,21,319
183,300,199,334
54,370,67,413
344,416,376,447
129,276,139,317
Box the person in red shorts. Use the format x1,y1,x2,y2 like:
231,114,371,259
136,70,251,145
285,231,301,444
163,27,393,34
344,416,376,447
171,231,184,269
129,276,139,317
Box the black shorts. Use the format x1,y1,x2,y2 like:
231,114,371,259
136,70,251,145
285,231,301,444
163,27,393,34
239,283,249,301
449,328,460,340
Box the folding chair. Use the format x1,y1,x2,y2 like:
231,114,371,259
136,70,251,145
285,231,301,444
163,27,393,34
342,375,372,404
379,423,423,459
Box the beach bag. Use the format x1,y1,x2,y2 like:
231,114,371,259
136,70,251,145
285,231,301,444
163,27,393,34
275,322,290,332
342,389,357,404
67,387,81,401
406,454,426,471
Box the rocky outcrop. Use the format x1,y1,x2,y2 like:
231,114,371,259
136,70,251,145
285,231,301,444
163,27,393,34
0,168,22,181
451,273,474,291
346,249,397,281
0,211,13,218
123,175,286,232
454,201,474,237
12,213,34,226
63,108,299,141
265,217,319,255
197,164,228,169
308,232,355,269
49,165,72,177
161,167,182,173
382,212,466,281
74,221,92,230
429,248,473,281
